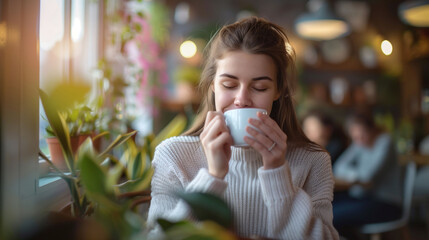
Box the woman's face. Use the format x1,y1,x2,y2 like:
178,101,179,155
212,50,280,114
303,116,328,147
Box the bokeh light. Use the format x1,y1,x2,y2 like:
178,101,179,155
381,40,393,56
180,40,197,58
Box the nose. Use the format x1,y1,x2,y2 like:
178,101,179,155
234,87,252,107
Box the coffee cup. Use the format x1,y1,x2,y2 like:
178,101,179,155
224,108,267,146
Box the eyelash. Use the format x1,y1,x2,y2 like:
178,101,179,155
222,85,235,89
254,88,267,92
222,84,267,92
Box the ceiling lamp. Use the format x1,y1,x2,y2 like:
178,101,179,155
398,0,429,27
295,1,350,41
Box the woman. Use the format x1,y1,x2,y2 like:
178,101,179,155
302,110,349,165
147,17,338,239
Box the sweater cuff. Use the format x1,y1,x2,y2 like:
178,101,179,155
258,162,296,202
185,168,228,195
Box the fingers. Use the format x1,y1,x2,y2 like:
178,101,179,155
244,113,288,170
204,111,218,128
201,111,229,141
201,111,232,179
256,112,287,142
244,135,272,155
247,113,286,150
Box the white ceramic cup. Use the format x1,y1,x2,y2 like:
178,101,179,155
224,108,267,146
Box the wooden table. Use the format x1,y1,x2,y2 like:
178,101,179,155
399,153,429,166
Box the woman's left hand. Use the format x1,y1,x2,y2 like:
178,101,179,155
244,112,287,170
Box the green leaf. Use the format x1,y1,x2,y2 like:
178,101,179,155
116,166,152,193
176,192,233,229
40,89,75,173
157,218,195,232
144,134,155,160
61,175,84,217
77,137,95,157
151,114,186,152
93,131,109,141
107,163,125,190
79,152,110,196
130,152,145,180
87,192,122,212
132,167,153,191
46,81,91,112
98,131,137,158
157,218,177,231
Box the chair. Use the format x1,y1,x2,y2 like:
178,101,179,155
359,161,417,240
413,165,429,239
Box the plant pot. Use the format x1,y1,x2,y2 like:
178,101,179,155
79,133,102,152
46,136,81,171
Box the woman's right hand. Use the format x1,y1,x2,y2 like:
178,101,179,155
200,111,233,179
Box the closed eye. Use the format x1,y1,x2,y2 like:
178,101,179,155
222,84,236,89
254,87,267,92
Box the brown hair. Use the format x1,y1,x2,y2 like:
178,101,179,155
346,111,380,133
184,17,318,150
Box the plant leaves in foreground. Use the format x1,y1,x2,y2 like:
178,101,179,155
175,192,233,229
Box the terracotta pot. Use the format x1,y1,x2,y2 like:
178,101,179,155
46,136,81,171
79,133,101,152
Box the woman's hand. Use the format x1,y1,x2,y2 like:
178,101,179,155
244,112,287,170
200,111,233,179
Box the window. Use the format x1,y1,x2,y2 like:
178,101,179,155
37,0,102,216
39,0,101,152
0,0,103,230
39,0,101,176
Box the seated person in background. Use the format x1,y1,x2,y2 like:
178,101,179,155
302,110,349,165
332,111,402,237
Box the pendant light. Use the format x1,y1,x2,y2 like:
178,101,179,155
295,0,350,41
398,0,429,27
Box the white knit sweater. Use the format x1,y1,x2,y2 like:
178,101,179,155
147,136,339,240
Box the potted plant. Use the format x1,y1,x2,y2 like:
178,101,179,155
38,83,236,239
42,81,108,171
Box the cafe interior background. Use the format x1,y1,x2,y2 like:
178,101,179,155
1,0,429,239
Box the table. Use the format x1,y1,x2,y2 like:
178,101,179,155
399,153,429,166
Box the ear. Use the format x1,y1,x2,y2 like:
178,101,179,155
210,82,215,92
274,91,281,101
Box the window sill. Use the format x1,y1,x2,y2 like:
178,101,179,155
38,160,71,212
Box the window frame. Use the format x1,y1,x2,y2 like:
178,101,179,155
1,0,105,231
1,0,41,230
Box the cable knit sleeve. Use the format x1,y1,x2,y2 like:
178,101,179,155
146,137,228,235
258,150,339,240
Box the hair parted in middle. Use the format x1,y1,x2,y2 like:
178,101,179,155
184,16,318,150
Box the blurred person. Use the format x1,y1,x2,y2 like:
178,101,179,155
332,111,402,238
147,17,339,239
302,110,349,165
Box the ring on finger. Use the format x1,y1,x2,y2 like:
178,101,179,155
268,142,276,152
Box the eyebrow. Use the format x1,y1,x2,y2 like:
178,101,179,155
219,73,273,81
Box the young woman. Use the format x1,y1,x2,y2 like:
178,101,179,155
147,17,339,239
